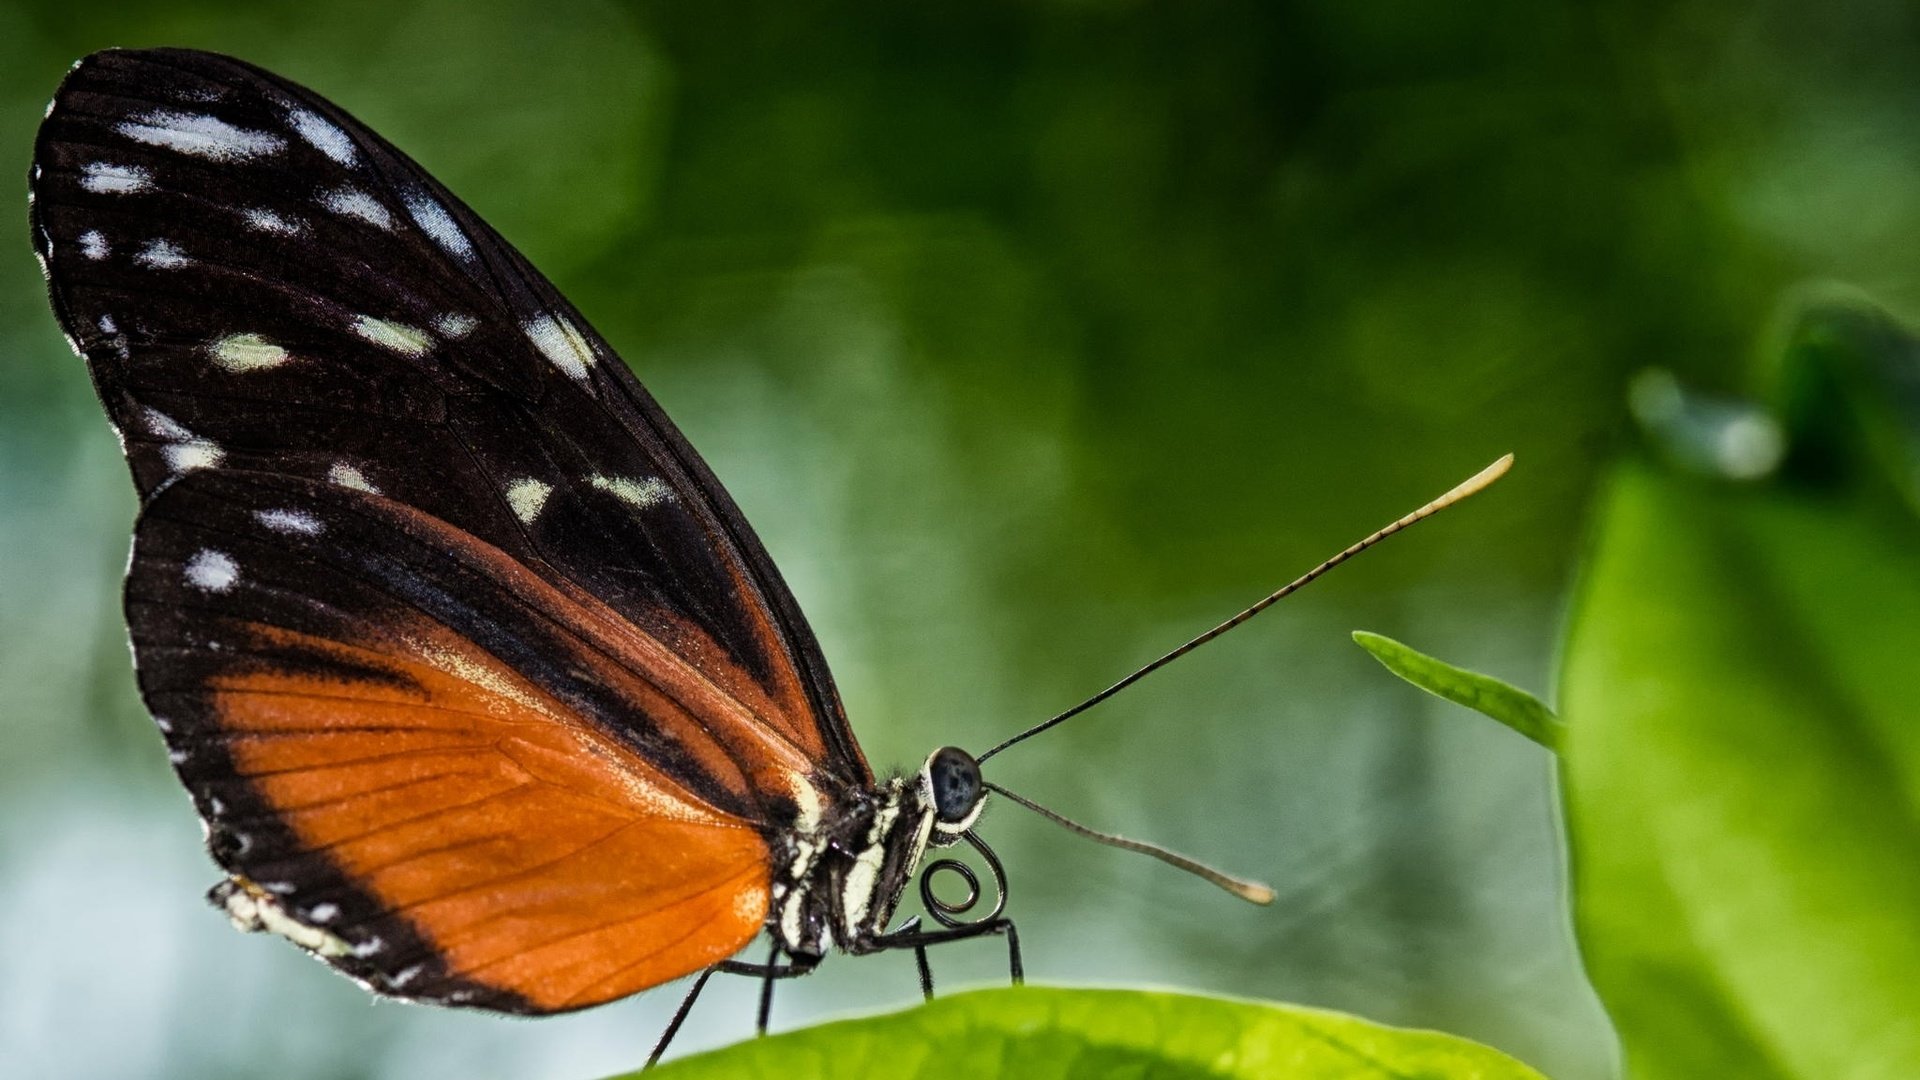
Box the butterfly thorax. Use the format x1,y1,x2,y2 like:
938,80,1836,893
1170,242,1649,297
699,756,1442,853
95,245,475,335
769,774,936,957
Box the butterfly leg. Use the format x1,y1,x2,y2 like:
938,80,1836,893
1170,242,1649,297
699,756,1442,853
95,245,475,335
646,966,721,1070
714,947,820,1038
874,915,1023,991
915,941,935,1001
755,940,779,1036
643,948,820,1069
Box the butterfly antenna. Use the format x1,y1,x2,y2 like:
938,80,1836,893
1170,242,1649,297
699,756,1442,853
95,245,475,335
977,454,1513,763
984,781,1275,903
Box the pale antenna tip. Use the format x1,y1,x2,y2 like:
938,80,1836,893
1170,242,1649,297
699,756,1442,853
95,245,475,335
1437,452,1514,508
1235,881,1278,906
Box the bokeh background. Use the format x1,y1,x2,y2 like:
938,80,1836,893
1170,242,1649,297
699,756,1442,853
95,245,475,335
3,2,1913,1078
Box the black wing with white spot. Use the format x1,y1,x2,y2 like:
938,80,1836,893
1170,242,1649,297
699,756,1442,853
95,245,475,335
30,48,868,788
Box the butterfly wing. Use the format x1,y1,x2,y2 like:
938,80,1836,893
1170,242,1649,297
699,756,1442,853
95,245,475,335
129,469,790,1011
29,46,868,790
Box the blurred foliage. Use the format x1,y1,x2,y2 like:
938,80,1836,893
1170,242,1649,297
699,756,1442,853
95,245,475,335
1564,462,1920,1080
632,987,1546,1080
7,1,1920,1079
1560,297,1920,1080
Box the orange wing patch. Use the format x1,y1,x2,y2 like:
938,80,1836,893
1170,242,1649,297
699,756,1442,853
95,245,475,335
212,618,769,1011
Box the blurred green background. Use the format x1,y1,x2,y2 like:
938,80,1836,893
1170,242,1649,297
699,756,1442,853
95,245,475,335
4,2,1913,1078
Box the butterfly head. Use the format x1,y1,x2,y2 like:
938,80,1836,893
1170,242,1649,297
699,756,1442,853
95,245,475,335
921,745,986,839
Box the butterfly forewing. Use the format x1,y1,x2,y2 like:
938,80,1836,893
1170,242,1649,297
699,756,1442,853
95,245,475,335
32,47,867,1005
32,47,866,786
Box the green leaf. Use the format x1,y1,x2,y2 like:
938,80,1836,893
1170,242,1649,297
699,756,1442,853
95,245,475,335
1352,631,1563,752
1561,462,1920,1080
629,986,1546,1080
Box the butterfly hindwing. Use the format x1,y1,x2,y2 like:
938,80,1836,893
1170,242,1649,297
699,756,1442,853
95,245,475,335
129,468,789,1011
30,47,868,794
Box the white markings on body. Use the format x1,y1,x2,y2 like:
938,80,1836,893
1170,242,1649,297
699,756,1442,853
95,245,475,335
842,796,902,931
505,478,553,523
319,186,392,229
255,508,323,536
402,188,475,261
350,315,432,357
242,208,300,235
288,108,357,166
135,239,189,269
184,549,239,592
790,776,825,833
116,110,284,161
433,312,479,338
521,314,596,381
781,888,808,950
589,474,671,510
79,230,108,259
80,162,153,194
210,332,289,372
328,463,379,493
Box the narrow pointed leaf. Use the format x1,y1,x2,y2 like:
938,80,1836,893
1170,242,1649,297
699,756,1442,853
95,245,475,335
1352,631,1562,752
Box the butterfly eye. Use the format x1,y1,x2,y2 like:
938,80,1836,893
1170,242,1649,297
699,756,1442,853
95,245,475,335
926,746,983,824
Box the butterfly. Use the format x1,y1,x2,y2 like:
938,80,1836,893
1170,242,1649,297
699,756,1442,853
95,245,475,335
30,47,1509,1064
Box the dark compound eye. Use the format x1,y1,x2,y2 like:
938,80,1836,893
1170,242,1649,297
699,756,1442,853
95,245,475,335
926,746,982,824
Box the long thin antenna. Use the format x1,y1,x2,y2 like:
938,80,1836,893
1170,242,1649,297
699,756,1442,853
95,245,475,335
984,782,1275,904
977,454,1513,763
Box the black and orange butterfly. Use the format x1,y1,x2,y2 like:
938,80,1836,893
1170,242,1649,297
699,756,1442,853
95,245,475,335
30,47,1508,1064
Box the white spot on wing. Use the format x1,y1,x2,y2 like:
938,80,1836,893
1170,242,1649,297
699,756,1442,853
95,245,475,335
589,474,671,510
143,408,193,442
255,508,323,536
307,902,339,923
210,332,289,372
79,230,108,259
433,312,479,338
288,108,357,166
242,208,300,235
80,162,152,194
145,409,224,474
349,315,431,357
163,441,219,470
221,879,351,958
98,315,116,334
505,478,553,523
319,186,392,230
184,549,239,592
521,314,596,381
402,188,475,261
135,239,189,269
116,110,284,161
391,964,425,989
328,463,379,493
